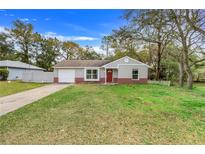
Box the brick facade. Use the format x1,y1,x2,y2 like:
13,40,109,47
113,78,118,83
75,78,105,84
55,77,147,84
53,77,59,83
75,78,84,83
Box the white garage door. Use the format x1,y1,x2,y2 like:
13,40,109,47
58,69,75,83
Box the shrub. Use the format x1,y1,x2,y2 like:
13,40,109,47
0,68,9,80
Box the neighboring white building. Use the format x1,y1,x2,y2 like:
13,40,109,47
0,60,45,80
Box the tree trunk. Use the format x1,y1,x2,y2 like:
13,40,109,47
178,54,184,87
148,42,152,66
23,45,29,63
187,71,193,89
183,50,193,89
155,42,161,80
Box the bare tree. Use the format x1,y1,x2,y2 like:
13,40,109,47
124,10,173,80
169,10,205,89
185,10,205,37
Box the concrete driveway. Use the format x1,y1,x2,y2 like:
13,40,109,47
0,84,71,116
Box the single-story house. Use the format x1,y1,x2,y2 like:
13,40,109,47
53,56,149,84
0,60,45,80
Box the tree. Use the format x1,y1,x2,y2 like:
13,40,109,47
61,41,81,60
0,32,16,60
123,10,173,80
169,10,205,89
101,36,113,57
32,32,43,63
9,20,35,63
77,46,102,60
36,37,61,71
164,43,185,87
185,10,205,37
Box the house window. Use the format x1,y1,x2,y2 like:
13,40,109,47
132,69,139,79
86,69,98,80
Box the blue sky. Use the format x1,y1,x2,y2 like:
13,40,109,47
0,9,126,54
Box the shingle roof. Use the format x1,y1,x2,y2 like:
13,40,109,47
54,60,111,68
0,60,45,70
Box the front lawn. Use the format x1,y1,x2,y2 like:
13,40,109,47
0,84,205,144
0,81,46,97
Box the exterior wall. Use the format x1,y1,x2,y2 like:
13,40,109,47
54,77,58,83
112,69,118,83
113,69,118,78
118,65,148,79
75,68,105,83
75,68,84,78
53,69,58,78
54,67,105,83
100,68,105,78
7,67,43,80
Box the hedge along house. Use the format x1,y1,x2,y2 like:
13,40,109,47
53,56,149,84
0,60,45,80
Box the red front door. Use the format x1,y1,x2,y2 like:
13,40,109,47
107,69,113,82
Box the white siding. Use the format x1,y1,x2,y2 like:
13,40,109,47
75,68,84,78
118,65,148,79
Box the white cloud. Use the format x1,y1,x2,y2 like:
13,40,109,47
92,46,114,55
100,33,109,37
44,32,98,41
45,18,50,21
0,26,7,33
0,26,10,35
92,46,105,54
20,18,29,22
32,18,37,21
3,13,14,17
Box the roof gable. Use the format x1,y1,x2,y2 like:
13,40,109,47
0,60,45,70
102,56,149,68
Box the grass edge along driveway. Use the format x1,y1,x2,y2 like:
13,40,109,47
0,81,46,97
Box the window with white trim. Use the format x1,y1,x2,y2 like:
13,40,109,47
132,69,139,79
86,69,98,80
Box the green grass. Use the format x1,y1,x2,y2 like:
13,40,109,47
0,83,205,144
0,81,46,97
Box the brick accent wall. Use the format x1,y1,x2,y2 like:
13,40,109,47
75,78,105,84
113,78,118,83
75,78,84,83
118,78,148,84
100,78,105,83
53,77,59,83
56,77,147,84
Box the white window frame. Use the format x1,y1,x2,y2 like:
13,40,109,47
132,69,139,80
84,67,100,81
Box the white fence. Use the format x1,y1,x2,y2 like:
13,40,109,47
22,71,54,83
